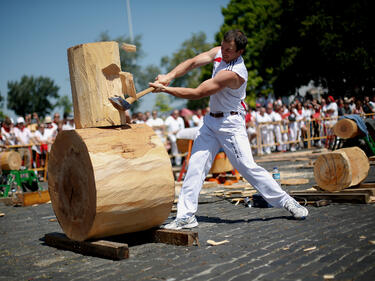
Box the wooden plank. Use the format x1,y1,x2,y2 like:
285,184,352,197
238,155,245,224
290,191,370,204
281,178,309,185
44,232,129,260
151,228,200,247
19,190,50,206
341,188,375,196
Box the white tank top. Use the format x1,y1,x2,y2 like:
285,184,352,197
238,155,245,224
209,49,248,113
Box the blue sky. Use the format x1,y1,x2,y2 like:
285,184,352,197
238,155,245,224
0,0,230,118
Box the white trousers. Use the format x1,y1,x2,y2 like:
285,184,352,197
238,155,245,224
176,114,291,219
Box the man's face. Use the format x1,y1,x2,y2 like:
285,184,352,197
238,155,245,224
221,40,243,63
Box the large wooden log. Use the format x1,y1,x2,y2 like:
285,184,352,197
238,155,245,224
0,151,22,170
67,41,128,129
48,124,175,241
333,118,361,139
314,147,369,191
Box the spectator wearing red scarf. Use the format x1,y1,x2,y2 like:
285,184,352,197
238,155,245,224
1,117,16,146
14,117,32,168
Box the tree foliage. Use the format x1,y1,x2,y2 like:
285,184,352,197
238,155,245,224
154,93,172,113
218,0,375,101
161,32,213,110
55,95,73,116
7,75,59,117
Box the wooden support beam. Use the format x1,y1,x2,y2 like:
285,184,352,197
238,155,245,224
151,228,200,247
44,228,199,260
290,191,370,204
44,232,129,260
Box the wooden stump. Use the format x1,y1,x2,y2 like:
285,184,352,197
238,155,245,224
210,152,233,174
0,151,22,170
314,147,369,191
48,124,175,241
67,41,128,129
333,118,361,139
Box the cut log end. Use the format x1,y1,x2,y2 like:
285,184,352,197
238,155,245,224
333,118,360,139
0,151,22,170
48,125,175,241
48,130,97,241
314,147,369,192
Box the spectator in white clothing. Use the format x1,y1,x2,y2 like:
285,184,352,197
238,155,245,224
62,115,75,130
32,123,54,167
165,109,185,165
1,117,16,146
255,107,272,154
14,117,32,168
191,109,204,128
146,110,165,143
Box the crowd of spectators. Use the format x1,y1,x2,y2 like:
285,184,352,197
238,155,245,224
0,94,373,169
129,94,375,163
246,95,375,154
0,112,75,169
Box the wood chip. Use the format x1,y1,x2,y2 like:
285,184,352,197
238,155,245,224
49,218,57,222
359,235,367,239
303,246,317,251
207,239,229,246
369,240,375,245
323,274,335,279
0,213,4,217
121,43,136,52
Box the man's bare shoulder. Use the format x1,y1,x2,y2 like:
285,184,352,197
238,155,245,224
214,70,245,89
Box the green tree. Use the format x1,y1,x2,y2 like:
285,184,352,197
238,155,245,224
219,0,375,100
160,32,213,110
55,95,73,116
0,91,5,119
154,93,172,113
7,75,59,117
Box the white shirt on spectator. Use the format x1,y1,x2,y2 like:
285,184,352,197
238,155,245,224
165,116,184,134
146,117,164,139
14,127,32,145
191,114,204,128
1,127,16,145
62,122,75,130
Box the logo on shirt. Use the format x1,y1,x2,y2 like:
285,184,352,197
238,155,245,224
214,57,222,63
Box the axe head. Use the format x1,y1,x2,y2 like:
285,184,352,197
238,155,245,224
108,96,131,111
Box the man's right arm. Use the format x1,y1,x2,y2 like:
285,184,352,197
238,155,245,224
156,46,220,86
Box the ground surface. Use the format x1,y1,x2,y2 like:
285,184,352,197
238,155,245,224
1,149,375,281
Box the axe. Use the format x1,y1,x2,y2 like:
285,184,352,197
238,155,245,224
108,87,155,111
103,63,155,111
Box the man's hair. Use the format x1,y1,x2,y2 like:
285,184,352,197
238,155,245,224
223,29,248,52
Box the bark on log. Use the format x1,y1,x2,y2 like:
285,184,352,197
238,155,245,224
314,146,369,191
67,41,128,129
333,118,361,139
0,151,22,170
48,124,175,241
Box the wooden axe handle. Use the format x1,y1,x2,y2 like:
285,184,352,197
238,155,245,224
125,87,155,105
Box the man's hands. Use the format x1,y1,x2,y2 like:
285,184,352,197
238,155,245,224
149,74,172,93
149,81,167,93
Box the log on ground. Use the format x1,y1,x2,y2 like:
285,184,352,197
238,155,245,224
313,146,369,191
48,124,175,241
